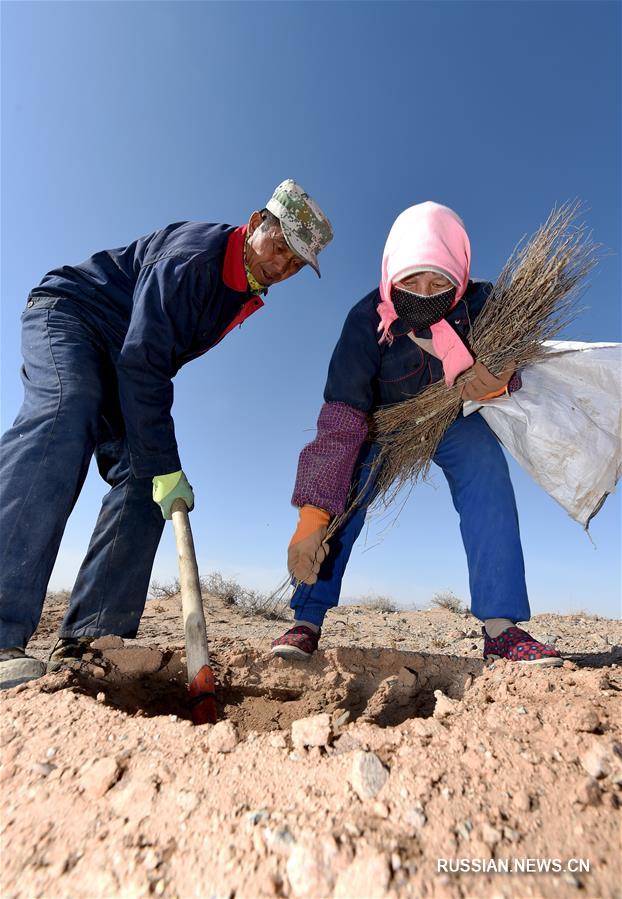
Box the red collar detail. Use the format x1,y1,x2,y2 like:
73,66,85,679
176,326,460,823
223,225,252,292
214,294,264,349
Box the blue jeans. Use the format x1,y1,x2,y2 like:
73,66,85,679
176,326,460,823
291,412,531,627
0,302,165,648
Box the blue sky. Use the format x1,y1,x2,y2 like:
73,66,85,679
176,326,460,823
2,1,620,619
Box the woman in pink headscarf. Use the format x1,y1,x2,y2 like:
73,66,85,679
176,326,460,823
271,202,561,667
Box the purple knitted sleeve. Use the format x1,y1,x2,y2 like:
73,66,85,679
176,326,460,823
508,370,522,394
291,401,369,516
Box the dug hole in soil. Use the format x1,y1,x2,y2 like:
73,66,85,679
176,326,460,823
1,593,621,899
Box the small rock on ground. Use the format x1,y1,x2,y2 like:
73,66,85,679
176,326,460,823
291,713,332,749
286,839,338,898
333,850,390,899
79,756,120,798
350,751,389,801
208,720,239,753
433,689,457,718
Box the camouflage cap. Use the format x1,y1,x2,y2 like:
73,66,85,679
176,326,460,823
266,179,333,277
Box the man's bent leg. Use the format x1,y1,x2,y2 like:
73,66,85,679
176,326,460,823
432,412,530,623
0,305,104,648
60,425,165,639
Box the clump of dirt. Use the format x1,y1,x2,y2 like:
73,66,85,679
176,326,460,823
2,596,621,899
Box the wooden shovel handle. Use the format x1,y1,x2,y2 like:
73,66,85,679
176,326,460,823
171,498,210,682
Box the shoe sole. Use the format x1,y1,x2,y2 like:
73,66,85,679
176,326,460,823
0,658,46,690
270,645,313,661
485,654,563,667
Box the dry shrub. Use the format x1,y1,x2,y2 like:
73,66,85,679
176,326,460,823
235,589,290,621
361,593,399,612
151,571,289,620
570,608,602,621
429,637,449,649
431,591,465,614
202,570,290,621
200,571,239,606
149,578,181,599
45,590,71,606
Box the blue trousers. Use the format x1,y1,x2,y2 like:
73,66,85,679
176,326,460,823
291,413,531,627
0,303,165,648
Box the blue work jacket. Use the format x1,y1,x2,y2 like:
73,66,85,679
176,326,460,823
324,280,492,412
28,223,263,478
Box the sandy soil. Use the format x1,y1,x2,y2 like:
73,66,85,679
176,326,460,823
1,593,621,899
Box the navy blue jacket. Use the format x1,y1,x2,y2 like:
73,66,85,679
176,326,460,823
324,280,492,411
29,223,263,478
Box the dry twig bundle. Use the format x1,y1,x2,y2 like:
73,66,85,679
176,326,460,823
368,201,598,508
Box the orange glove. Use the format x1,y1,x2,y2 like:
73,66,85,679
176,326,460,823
460,361,516,402
288,505,331,585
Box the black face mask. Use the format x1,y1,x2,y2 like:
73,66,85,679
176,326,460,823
391,285,457,331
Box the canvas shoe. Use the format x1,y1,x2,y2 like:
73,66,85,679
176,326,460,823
0,648,46,690
271,625,320,660
483,626,562,666
47,636,94,673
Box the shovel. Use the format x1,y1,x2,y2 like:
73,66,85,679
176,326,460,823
171,498,217,725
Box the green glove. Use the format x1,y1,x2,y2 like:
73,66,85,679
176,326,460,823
152,470,195,520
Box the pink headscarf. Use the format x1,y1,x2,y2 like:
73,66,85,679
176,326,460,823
377,201,475,386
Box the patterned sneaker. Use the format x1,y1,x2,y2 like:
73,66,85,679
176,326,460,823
47,636,94,673
271,625,320,660
483,626,562,666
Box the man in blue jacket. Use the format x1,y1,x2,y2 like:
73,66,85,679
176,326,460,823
0,179,333,688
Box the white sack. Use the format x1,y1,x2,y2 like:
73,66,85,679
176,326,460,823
463,341,622,528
